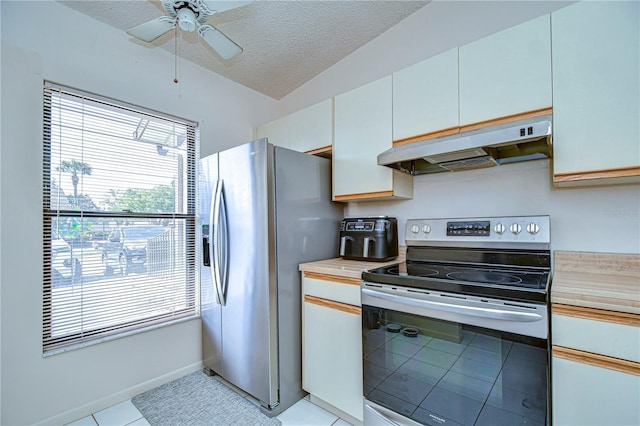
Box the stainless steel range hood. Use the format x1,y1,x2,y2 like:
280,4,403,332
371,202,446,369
378,115,552,175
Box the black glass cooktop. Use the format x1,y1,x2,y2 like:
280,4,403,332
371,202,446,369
363,262,550,303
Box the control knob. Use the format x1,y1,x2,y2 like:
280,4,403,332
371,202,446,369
422,224,431,234
509,223,522,234
411,224,420,234
527,222,540,235
494,223,506,234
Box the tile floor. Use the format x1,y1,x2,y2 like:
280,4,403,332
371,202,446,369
66,388,351,426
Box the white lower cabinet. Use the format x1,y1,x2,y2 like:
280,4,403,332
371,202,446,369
552,307,640,425
302,272,363,422
552,356,640,426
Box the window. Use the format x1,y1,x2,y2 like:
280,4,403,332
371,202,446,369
42,82,199,353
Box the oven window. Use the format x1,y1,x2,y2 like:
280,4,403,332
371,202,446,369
362,305,548,426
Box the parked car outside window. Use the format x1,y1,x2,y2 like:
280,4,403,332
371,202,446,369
101,225,168,276
51,232,82,286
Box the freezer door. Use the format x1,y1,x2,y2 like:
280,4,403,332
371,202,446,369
199,154,223,374
272,146,342,411
218,139,278,408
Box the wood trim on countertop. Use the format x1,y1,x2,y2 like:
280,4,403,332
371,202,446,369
554,165,640,183
304,295,361,315
303,271,361,286
552,304,640,327
553,346,640,376
333,190,394,202
391,107,552,146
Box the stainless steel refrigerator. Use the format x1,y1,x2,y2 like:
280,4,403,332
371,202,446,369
199,138,342,416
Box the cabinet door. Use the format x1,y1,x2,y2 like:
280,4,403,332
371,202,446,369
552,356,640,425
552,313,640,363
552,1,640,185
393,48,459,142
255,115,291,149
289,99,333,154
303,297,363,421
334,76,412,201
459,14,552,125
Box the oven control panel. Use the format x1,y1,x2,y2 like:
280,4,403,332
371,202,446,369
446,220,491,236
406,215,550,246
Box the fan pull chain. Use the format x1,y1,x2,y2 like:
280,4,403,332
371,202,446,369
174,25,179,84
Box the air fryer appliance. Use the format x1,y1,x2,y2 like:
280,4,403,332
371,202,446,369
339,216,398,261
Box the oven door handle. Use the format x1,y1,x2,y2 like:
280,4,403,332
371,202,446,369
364,403,401,426
362,288,543,322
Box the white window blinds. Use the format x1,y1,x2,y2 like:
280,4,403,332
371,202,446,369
42,82,199,353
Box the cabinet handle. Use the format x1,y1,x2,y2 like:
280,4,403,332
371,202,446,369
304,295,361,315
553,346,640,376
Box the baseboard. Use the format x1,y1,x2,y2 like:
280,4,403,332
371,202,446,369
35,362,204,426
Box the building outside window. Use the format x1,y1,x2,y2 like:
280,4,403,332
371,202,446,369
42,82,199,354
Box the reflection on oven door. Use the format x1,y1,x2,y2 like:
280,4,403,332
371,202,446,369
362,303,549,426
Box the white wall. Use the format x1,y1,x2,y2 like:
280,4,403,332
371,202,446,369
0,1,277,425
346,160,640,254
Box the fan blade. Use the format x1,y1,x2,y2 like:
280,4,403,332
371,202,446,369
201,1,253,14
126,17,175,42
198,24,243,60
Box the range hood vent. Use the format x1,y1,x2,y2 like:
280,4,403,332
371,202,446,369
378,115,552,175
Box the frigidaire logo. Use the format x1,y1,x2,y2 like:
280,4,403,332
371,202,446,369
429,413,446,424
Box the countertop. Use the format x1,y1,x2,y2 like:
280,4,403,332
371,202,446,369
299,248,405,280
552,251,640,315
300,249,640,316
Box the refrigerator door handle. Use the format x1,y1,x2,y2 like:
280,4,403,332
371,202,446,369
218,180,230,306
212,179,225,305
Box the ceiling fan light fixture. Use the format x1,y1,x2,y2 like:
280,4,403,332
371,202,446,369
177,7,197,32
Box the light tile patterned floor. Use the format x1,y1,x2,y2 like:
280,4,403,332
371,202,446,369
66,391,351,426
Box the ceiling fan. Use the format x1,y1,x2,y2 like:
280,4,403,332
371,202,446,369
126,0,252,60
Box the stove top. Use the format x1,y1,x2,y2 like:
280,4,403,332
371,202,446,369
362,216,552,303
363,260,550,303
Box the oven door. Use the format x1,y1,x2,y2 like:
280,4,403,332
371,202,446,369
361,282,549,426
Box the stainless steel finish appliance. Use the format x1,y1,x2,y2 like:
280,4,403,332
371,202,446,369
378,115,552,174
361,216,552,425
339,216,398,261
199,138,342,416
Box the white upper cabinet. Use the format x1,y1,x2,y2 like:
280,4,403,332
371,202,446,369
255,115,291,149
551,1,640,186
459,14,552,125
255,99,333,154
392,48,459,142
289,99,333,154
333,76,412,202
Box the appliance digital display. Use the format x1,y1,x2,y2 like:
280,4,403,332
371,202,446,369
346,222,374,231
446,221,490,236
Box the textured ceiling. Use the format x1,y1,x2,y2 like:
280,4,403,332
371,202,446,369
58,0,429,99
